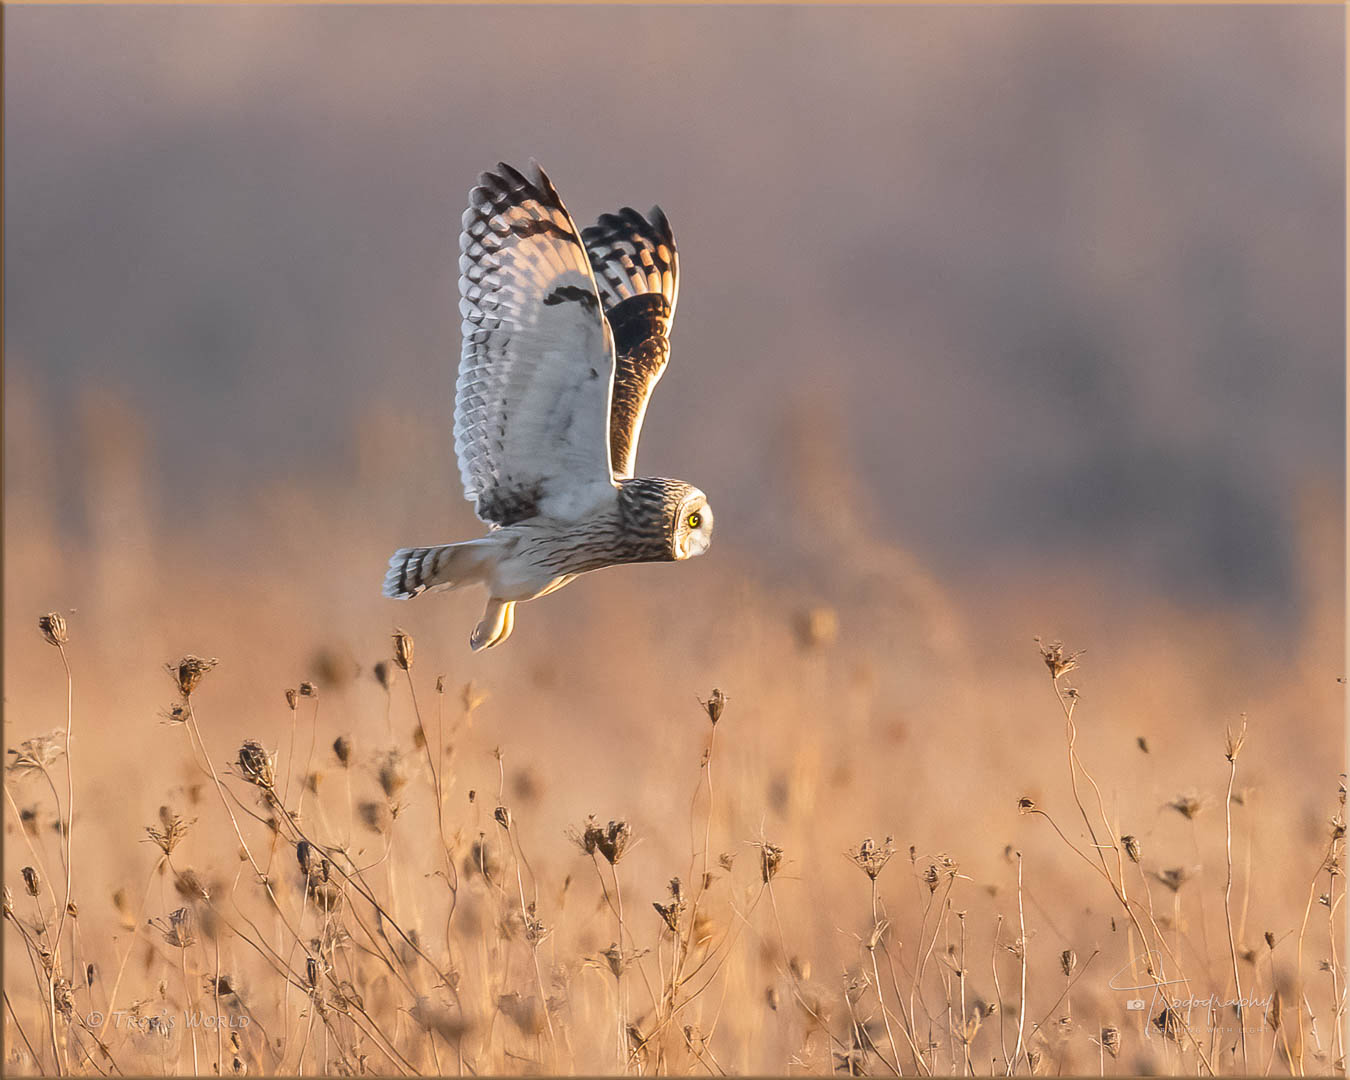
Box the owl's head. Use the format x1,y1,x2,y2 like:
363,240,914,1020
616,477,714,563
673,489,714,560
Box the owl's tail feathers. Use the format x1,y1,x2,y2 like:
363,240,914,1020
470,598,516,651
382,540,496,599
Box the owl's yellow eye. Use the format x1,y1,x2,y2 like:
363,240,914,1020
687,512,702,530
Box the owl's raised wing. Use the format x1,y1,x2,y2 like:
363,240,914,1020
455,163,617,525
581,206,679,480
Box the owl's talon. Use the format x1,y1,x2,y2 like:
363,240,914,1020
471,599,515,650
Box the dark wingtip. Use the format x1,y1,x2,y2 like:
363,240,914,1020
497,161,530,188
527,158,560,201
648,205,673,244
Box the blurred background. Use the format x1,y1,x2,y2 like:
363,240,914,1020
4,5,1346,1074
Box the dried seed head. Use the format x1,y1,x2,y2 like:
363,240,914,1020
847,836,896,881
759,841,784,883
153,907,197,948
297,840,319,878
1060,949,1076,977
392,628,415,672
167,655,218,698
307,867,343,913
2,886,13,919
236,741,276,790
1153,866,1193,892
1268,992,1283,1031
1167,793,1206,820
298,681,317,698
306,956,320,988
1152,1006,1182,1041
374,750,407,799
333,735,352,768
173,869,211,903
494,805,512,830
571,816,634,864
1265,930,1277,951
357,801,393,834
600,943,646,978
285,689,298,711
700,689,727,726
462,680,488,713
1034,637,1083,681
22,866,41,897
373,661,392,692
6,731,66,778
86,962,96,986
464,835,501,884
522,902,550,946
653,879,688,933
1100,1025,1120,1058
435,674,446,694
53,976,75,1019
145,807,192,856
1017,796,1037,814
923,863,940,892
38,612,69,647
207,974,237,998
1225,717,1248,762
1122,835,1142,863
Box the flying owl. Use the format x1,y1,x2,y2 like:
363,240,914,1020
382,162,714,649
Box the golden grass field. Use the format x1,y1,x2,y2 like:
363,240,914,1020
3,389,1345,1076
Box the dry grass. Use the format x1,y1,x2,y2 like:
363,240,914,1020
2,396,1345,1075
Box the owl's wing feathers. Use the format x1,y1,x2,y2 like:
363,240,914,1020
581,206,679,479
455,163,617,526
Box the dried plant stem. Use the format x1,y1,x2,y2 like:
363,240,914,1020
878,939,931,1075
764,881,862,1070
1223,753,1248,1071
1007,853,1027,1078
404,670,460,922
8,897,63,1073
990,916,1010,1073
669,722,720,1025
212,933,224,1077
97,858,163,1043
50,644,75,961
180,702,269,884
3,783,62,916
1294,834,1340,1073
911,874,956,1040
179,946,199,1076
4,988,45,1074
504,822,558,1061
867,878,904,1076
957,912,973,1075
1328,881,1345,1068
1035,678,1216,1075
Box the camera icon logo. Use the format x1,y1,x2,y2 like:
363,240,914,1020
1125,998,1147,1011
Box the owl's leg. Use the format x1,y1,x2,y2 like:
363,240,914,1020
470,598,517,651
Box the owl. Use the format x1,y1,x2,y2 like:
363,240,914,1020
382,162,714,649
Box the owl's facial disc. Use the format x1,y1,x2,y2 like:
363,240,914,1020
675,491,713,560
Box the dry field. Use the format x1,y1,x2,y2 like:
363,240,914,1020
3,392,1345,1076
